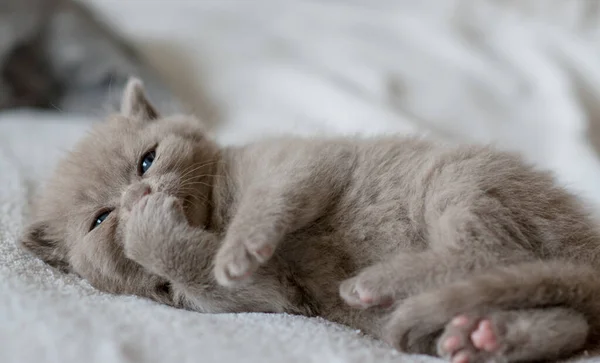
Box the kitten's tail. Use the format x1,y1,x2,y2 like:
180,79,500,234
388,260,600,349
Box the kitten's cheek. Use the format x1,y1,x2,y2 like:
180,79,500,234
120,210,131,225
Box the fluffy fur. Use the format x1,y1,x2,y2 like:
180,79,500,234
21,78,600,363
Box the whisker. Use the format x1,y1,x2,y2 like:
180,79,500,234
179,181,214,189
182,192,213,208
179,159,218,177
178,159,222,181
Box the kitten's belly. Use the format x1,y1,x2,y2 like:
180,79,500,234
328,208,424,266
286,215,419,279
280,218,418,333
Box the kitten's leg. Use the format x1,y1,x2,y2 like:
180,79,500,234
125,192,300,314
381,261,600,358
437,308,588,363
124,192,221,287
339,250,514,309
213,183,331,286
340,200,533,308
212,146,355,288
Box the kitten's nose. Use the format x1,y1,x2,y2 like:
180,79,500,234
122,183,152,212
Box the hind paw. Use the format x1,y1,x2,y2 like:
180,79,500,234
437,315,502,363
339,271,395,309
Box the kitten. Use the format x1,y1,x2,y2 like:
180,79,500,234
21,78,600,363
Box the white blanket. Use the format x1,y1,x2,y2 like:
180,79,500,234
2,1,600,362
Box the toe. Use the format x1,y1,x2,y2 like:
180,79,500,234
339,278,363,307
442,336,461,354
470,320,498,352
339,278,376,308
254,245,273,261
452,315,470,327
214,244,258,286
479,323,499,352
452,351,470,363
437,314,480,359
339,279,392,309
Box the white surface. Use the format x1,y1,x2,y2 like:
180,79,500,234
2,0,600,362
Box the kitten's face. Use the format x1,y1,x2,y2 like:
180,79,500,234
20,79,219,304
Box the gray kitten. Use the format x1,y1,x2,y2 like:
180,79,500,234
0,0,179,113
21,79,600,363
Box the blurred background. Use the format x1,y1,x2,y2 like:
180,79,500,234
2,2,600,363
3,1,600,208
0,0,600,200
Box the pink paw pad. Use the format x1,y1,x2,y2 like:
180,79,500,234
359,293,374,304
355,289,392,308
437,314,501,363
470,320,498,352
256,245,273,259
452,351,470,363
452,315,470,327
443,336,461,352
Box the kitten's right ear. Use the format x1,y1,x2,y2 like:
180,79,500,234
20,221,70,272
120,77,160,121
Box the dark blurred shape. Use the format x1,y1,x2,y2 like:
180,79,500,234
0,0,181,115
3,36,64,110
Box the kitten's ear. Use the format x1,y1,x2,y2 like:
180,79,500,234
120,78,160,121
20,221,70,272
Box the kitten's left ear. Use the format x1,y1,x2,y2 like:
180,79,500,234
20,220,70,273
121,78,160,120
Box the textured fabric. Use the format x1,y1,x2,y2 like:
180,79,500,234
2,1,600,362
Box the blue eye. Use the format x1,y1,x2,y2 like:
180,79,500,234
140,150,156,175
91,211,111,231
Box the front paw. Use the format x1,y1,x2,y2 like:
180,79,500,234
124,192,189,271
213,230,278,287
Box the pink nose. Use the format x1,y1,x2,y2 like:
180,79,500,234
122,183,152,211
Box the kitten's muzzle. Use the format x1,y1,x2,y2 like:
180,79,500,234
122,183,152,212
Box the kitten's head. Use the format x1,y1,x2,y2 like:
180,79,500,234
19,78,219,304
